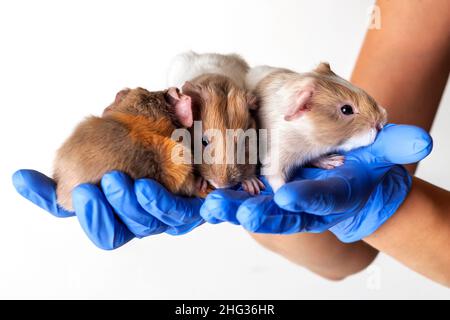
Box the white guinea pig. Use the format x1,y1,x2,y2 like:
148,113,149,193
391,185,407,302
247,63,387,192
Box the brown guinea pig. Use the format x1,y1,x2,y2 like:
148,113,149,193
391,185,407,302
53,87,207,212
246,62,388,192
182,74,263,194
168,51,264,195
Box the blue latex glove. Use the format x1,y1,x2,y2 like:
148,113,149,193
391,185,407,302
201,124,433,243
12,170,204,250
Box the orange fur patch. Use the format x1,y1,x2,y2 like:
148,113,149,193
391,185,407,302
110,112,195,194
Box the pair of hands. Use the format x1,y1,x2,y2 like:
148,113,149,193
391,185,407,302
13,124,432,250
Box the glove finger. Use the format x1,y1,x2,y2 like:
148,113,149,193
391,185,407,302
274,175,365,215
73,184,135,250
370,124,433,164
101,172,167,238
203,217,222,225
237,196,349,234
12,169,75,218
165,219,206,236
290,167,326,182
236,195,305,233
135,179,203,227
200,190,252,225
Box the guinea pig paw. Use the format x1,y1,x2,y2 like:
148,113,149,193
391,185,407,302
242,177,265,196
312,154,345,170
195,177,214,198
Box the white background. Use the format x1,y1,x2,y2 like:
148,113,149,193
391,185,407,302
0,0,449,299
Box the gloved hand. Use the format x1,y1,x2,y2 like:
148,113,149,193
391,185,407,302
201,124,433,243
12,170,204,250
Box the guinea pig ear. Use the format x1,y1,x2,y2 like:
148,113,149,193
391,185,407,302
102,88,130,116
174,97,193,128
284,90,314,121
314,62,336,76
246,93,259,110
167,87,194,128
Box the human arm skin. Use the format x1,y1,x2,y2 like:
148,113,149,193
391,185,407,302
248,0,449,280
251,233,378,281
354,0,450,286
353,0,450,132
365,178,450,287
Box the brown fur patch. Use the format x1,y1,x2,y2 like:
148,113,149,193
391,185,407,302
110,112,176,139
307,74,386,146
182,74,258,188
53,88,202,211
109,112,196,194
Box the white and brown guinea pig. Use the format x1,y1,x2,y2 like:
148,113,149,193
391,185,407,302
167,51,264,195
246,63,387,192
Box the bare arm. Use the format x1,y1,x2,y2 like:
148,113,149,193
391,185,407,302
352,0,450,172
356,0,450,286
365,178,450,287
250,0,449,281
251,232,377,281
353,0,449,130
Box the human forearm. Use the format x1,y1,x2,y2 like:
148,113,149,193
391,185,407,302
351,0,450,173
352,0,450,129
250,232,378,280
364,177,450,287
230,0,449,282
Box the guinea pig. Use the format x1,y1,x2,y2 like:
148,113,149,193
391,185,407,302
53,87,208,212
246,63,387,192
167,51,264,195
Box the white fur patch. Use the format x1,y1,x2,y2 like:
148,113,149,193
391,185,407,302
338,128,377,151
245,66,278,91
167,51,249,89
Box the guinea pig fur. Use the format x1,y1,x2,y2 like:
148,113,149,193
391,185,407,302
53,87,207,212
168,51,263,194
247,62,387,192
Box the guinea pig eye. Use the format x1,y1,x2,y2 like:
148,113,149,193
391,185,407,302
341,105,354,115
202,136,209,147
